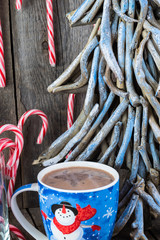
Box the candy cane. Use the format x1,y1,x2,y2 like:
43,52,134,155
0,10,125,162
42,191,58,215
16,0,22,10
17,109,48,144
7,110,48,205
0,21,6,88
46,0,56,67
67,94,75,129
9,225,26,240
66,94,75,158
0,125,23,170
0,138,16,152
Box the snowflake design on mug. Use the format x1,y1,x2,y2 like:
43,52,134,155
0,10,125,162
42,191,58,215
103,207,114,219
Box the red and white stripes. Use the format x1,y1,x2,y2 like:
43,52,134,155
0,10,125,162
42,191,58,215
66,94,75,158
16,0,22,10
67,94,75,129
0,21,6,88
17,109,48,144
46,0,56,67
9,225,26,240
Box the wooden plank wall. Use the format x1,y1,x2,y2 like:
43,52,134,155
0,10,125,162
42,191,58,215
0,0,91,208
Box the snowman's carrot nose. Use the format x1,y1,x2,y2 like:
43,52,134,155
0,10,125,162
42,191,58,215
62,204,66,214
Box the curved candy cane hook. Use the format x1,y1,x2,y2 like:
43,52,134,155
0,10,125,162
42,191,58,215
0,125,24,169
17,109,48,144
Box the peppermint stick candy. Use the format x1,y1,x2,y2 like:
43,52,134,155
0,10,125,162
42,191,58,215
0,21,6,87
0,125,24,171
46,0,56,66
9,225,26,240
16,0,22,10
7,110,48,205
67,94,75,129
66,94,75,158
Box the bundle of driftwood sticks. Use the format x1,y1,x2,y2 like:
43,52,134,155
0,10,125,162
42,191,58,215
33,0,160,239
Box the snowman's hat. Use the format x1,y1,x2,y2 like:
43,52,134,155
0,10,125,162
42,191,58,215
52,201,78,215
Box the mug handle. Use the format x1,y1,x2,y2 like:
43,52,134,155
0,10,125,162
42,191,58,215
11,183,48,240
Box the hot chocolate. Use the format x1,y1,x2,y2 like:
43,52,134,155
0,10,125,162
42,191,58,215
41,166,114,190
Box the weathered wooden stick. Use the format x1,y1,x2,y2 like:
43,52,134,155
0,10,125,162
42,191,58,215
146,180,160,206
112,0,138,22
118,179,143,209
138,97,152,172
147,5,160,30
108,149,116,167
130,198,148,240
125,0,140,106
126,142,132,170
65,92,115,162
143,20,160,53
51,37,99,93
104,66,128,98
118,14,126,75
98,121,122,164
148,51,158,80
117,0,127,101
68,0,96,26
130,0,148,53
149,111,160,144
134,32,160,120
42,104,99,166
149,129,160,171
83,46,100,115
153,0,160,7
113,194,139,236
111,13,119,42
47,20,100,92
142,59,158,92
130,106,142,182
76,97,129,161
144,32,160,72
135,187,160,215
119,179,133,201
98,56,107,109
87,18,101,43
114,105,135,169
100,0,124,84
81,0,104,24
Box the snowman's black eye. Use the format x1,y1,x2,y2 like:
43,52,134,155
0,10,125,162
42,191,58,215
67,210,69,212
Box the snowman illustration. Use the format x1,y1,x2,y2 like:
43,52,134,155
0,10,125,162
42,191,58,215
41,201,101,240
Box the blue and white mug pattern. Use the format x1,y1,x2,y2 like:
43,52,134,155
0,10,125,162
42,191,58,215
11,162,119,240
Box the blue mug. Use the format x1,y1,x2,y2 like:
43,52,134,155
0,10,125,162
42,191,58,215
11,162,119,240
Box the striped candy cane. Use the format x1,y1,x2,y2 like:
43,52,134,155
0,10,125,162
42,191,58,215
0,21,6,88
0,125,24,170
17,109,48,144
67,94,75,129
0,138,15,177
66,94,75,158
7,110,48,205
46,0,56,67
9,225,26,240
16,0,22,10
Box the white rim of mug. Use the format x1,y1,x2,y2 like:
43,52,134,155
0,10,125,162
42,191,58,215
38,161,119,193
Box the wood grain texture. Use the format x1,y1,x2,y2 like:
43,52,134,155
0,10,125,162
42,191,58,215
0,1,16,125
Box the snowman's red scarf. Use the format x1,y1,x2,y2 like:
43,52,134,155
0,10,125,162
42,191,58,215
53,217,81,234
53,204,97,234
